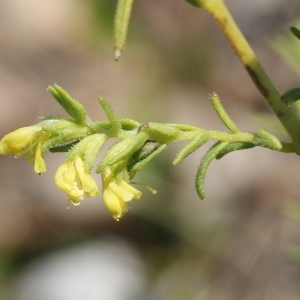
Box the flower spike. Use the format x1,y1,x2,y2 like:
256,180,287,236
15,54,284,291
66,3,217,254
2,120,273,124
0,84,289,218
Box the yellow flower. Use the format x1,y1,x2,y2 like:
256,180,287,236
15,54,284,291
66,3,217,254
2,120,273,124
55,156,99,205
0,126,49,173
102,167,142,220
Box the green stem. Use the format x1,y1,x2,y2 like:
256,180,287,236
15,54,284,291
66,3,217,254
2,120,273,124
208,131,254,142
199,0,300,151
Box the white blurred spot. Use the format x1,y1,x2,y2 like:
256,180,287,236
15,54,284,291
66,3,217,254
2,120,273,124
12,238,146,300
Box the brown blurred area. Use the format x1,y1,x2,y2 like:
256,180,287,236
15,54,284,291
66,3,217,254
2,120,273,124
1,0,300,299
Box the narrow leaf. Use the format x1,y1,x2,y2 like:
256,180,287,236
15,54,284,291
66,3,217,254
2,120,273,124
128,143,167,172
210,92,240,133
98,97,121,135
185,0,203,7
215,141,255,159
281,87,300,105
291,26,300,40
173,134,208,165
254,129,282,150
195,141,228,200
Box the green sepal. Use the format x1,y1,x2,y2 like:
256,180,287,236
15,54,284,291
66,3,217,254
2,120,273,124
215,141,255,159
111,161,129,185
43,130,92,150
97,138,133,173
114,0,134,60
147,123,180,143
281,87,300,105
97,131,148,173
40,119,86,133
107,131,149,165
94,120,115,132
184,0,203,7
48,85,87,122
41,119,92,149
98,97,121,136
253,129,282,150
94,119,139,133
68,133,107,172
173,133,208,165
43,132,86,150
291,26,300,40
127,141,167,172
120,118,140,131
49,141,79,153
195,141,228,200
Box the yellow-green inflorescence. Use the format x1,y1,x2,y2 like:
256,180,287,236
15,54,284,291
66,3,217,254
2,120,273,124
0,85,283,220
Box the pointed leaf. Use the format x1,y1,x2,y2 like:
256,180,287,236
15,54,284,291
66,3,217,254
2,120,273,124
210,92,240,133
254,129,282,150
98,98,121,135
291,26,300,40
173,133,208,165
215,141,255,159
281,87,300,105
195,141,228,200
128,143,167,172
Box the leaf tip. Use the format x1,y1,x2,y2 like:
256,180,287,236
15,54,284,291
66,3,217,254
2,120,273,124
114,47,122,61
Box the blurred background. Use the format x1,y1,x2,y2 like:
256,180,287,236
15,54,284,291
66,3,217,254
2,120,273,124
0,0,300,299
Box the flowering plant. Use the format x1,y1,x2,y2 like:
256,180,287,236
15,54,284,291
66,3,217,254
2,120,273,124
1,0,300,220
0,85,283,220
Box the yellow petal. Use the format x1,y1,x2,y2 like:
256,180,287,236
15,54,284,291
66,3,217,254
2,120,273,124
33,138,46,173
68,182,84,205
110,181,141,202
74,157,99,197
55,161,76,193
103,186,128,220
0,126,40,155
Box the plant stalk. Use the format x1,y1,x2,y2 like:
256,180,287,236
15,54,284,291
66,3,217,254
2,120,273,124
199,0,300,151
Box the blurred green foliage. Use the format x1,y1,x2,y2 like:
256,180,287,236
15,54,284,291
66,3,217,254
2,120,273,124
271,20,300,74
84,0,116,33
